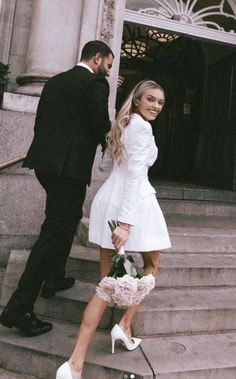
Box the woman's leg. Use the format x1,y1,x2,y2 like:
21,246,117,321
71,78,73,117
68,248,115,378
100,247,116,279
118,251,160,340
69,293,108,378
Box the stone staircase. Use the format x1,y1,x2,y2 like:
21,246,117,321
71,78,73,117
0,368,40,379
1,185,236,378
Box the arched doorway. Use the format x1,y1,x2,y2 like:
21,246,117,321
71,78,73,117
116,1,236,189
117,31,205,184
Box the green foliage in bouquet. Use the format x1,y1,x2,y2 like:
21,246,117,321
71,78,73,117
108,220,144,279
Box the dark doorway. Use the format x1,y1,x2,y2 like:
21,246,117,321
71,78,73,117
117,25,236,190
197,49,236,189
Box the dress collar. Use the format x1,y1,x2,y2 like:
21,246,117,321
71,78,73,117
131,113,144,120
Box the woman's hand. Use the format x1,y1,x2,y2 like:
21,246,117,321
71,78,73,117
111,222,130,251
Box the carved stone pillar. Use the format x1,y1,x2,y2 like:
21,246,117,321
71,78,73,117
81,0,126,220
76,0,104,59
76,0,126,116
16,0,83,96
100,0,126,116
0,0,16,63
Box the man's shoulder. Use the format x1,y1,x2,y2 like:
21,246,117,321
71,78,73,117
43,67,92,90
51,66,93,80
89,74,109,90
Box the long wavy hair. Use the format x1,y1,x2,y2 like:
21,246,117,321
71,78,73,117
106,80,164,164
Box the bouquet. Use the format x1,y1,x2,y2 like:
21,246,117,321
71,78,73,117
96,220,155,307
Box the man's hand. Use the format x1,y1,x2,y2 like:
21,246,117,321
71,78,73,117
117,75,124,88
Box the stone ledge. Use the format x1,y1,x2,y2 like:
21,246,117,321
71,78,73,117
1,319,236,378
0,368,40,379
0,320,153,379
2,92,39,114
3,250,236,336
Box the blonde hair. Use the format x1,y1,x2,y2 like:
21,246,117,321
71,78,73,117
106,80,164,163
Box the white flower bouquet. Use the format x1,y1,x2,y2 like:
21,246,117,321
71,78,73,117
96,220,155,307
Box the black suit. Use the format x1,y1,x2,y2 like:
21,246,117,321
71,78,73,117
23,65,110,183
6,66,111,313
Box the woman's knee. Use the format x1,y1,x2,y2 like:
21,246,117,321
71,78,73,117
82,294,107,328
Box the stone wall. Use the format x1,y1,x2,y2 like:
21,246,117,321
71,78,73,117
0,109,45,265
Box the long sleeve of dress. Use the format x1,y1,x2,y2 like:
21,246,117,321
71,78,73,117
118,118,153,225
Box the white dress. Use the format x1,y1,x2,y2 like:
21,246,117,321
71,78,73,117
89,113,171,252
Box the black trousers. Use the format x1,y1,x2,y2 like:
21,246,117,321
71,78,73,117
6,170,87,313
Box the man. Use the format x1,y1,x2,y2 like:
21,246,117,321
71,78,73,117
0,40,114,336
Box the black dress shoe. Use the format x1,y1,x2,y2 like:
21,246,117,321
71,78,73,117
41,277,75,298
0,308,52,337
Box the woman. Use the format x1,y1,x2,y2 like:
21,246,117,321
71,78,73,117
56,80,171,379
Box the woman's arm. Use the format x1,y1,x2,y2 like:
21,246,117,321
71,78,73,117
118,119,151,225
112,119,151,251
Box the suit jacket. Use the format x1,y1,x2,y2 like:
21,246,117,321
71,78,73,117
23,66,111,185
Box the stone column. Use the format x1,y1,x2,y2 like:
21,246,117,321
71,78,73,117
0,0,16,63
16,0,83,96
76,0,104,59
76,0,126,116
80,0,126,222
100,0,126,116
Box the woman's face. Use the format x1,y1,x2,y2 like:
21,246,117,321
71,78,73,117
135,88,165,121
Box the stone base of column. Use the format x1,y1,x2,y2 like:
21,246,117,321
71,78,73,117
3,92,39,113
16,72,54,96
16,83,45,96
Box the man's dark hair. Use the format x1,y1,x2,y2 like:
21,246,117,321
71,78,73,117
81,40,114,60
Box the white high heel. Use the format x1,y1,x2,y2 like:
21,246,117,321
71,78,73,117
56,362,73,379
111,324,141,354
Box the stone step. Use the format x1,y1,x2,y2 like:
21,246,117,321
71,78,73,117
3,243,236,309
0,318,152,379
2,254,236,336
0,197,236,265
0,317,236,379
0,254,113,329
3,242,236,302
36,285,236,336
169,226,236,253
0,368,40,379
141,331,236,379
0,235,37,266
131,286,236,336
35,281,112,329
153,181,236,203
78,217,236,253
68,244,236,287
159,199,236,217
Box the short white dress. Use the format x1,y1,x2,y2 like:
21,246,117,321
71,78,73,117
89,113,171,252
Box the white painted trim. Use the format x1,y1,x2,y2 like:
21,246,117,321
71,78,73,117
124,9,236,46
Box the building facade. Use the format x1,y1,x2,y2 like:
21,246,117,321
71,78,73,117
0,0,236,190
